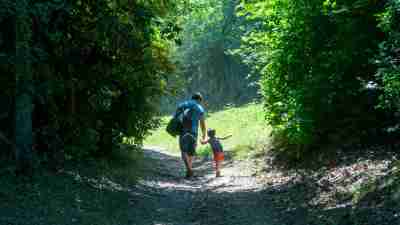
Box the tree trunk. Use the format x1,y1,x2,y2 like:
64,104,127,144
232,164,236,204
15,0,33,175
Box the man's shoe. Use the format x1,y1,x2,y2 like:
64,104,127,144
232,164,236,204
185,170,193,179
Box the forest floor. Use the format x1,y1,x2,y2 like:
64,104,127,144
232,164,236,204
127,145,400,225
140,102,400,225
2,144,399,225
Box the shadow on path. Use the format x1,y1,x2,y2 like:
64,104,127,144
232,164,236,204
128,147,400,225
4,146,397,225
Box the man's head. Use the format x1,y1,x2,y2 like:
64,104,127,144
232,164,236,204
191,92,203,103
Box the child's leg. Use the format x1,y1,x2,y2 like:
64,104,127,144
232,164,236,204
213,152,224,177
215,160,221,177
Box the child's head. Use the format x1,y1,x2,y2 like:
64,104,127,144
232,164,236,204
207,128,216,138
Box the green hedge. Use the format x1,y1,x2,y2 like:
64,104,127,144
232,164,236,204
238,0,398,159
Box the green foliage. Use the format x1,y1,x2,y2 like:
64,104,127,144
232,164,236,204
237,0,391,159
0,0,182,161
171,0,258,109
376,0,400,112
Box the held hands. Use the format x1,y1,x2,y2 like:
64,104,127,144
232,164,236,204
200,135,208,145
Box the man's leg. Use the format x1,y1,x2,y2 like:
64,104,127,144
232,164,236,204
180,133,196,178
187,155,193,169
179,135,188,173
181,151,191,171
181,152,193,178
186,138,196,177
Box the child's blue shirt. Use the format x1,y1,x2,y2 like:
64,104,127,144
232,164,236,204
208,137,223,153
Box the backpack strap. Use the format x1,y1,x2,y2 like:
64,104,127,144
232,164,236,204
181,103,197,131
176,101,196,117
174,103,187,118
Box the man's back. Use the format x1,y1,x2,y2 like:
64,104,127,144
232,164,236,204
177,99,205,137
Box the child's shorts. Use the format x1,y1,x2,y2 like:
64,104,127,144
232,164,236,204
213,152,224,162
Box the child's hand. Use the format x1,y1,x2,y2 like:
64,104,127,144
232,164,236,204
200,140,208,145
225,134,233,139
219,134,233,140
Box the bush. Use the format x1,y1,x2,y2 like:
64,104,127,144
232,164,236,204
238,0,391,158
376,0,400,114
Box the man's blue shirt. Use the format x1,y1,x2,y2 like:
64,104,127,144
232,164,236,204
176,100,205,137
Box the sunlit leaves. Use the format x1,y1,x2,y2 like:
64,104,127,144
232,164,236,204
375,0,400,112
238,0,392,157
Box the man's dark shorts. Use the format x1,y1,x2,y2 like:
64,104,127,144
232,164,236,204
179,133,197,156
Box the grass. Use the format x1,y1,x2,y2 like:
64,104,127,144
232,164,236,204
144,102,271,159
1,103,270,225
0,147,145,225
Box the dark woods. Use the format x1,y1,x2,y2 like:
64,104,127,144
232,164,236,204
1,0,180,174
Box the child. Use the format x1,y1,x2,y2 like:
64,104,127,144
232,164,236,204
201,129,232,177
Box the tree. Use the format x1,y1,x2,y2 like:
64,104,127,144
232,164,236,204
170,0,258,110
237,0,392,159
15,0,33,175
1,0,184,171
0,0,16,161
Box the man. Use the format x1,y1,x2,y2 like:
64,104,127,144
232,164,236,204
176,92,207,178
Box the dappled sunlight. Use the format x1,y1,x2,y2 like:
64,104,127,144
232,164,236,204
138,179,203,190
128,146,400,225
144,103,270,156
64,171,128,192
5,0,399,224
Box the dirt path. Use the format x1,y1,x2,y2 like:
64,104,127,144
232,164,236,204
4,144,397,225
128,148,277,225
127,147,399,225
